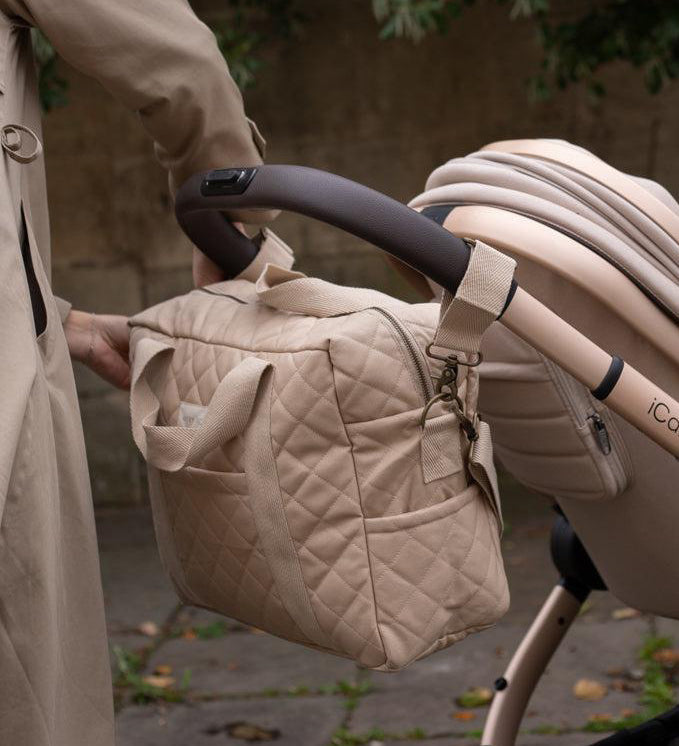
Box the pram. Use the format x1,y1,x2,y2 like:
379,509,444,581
174,142,679,746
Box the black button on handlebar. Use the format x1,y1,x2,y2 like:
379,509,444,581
201,167,257,197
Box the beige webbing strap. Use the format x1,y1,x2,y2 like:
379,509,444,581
255,263,406,317
421,412,463,484
468,419,503,534
235,228,295,283
244,368,327,647
432,240,516,356
130,337,326,647
131,338,270,472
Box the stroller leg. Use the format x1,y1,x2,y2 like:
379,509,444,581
481,580,589,746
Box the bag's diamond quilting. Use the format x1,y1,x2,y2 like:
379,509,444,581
129,277,509,671
365,488,508,669
160,470,303,641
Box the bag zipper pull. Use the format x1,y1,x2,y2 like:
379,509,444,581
588,412,611,455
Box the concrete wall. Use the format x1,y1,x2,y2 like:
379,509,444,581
44,0,679,505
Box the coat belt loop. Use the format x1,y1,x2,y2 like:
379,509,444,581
1,124,43,164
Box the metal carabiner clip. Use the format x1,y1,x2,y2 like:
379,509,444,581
426,343,483,368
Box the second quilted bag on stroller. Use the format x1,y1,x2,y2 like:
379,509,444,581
128,232,514,671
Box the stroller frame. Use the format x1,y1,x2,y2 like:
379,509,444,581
484,512,679,746
174,161,679,746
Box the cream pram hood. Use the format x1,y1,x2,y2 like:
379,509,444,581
411,138,679,622
410,139,679,322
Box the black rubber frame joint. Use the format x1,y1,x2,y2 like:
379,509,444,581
591,355,625,401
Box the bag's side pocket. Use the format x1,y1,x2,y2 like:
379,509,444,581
364,482,509,671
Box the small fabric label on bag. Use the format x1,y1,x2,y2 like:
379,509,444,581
178,401,209,428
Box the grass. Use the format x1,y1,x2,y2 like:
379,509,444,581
330,727,387,746
171,619,236,640
112,645,192,705
583,633,676,734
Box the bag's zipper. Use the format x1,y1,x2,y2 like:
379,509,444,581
547,356,633,491
587,412,611,455
192,295,434,404
549,361,617,455
371,307,434,404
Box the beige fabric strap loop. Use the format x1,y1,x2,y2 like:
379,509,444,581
130,337,326,646
235,228,295,283
432,240,516,356
468,419,503,533
255,263,407,316
255,244,514,358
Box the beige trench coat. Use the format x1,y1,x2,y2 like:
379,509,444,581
0,2,266,744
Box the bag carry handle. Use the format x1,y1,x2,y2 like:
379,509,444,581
130,338,270,472
255,263,408,316
130,337,328,648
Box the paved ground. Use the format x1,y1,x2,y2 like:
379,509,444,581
97,476,679,746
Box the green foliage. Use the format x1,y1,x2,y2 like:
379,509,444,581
374,0,679,98
112,645,192,705
639,634,676,717
34,0,679,113
31,30,68,113
330,727,387,746
405,726,428,739
33,1,304,112
210,0,305,89
583,713,646,734
533,1,679,99
192,619,232,639
530,723,567,735
323,678,375,711
372,0,471,42
584,633,676,734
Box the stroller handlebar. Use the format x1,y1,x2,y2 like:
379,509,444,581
175,165,472,291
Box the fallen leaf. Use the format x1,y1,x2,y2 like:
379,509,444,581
227,661,240,671
606,667,626,677
154,664,173,676
453,711,476,721
588,714,612,723
138,621,160,637
610,679,639,693
225,721,280,741
620,709,638,719
456,687,493,708
249,627,266,636
578,600,593,616
182,629,197,641
573,679,608,701
612,607,640,621
653,649,679,666
142,675,175,689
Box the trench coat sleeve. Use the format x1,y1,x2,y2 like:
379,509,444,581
0,0,274,225
53,295,72,323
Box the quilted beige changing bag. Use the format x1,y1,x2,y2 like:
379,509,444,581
128,237,513,671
